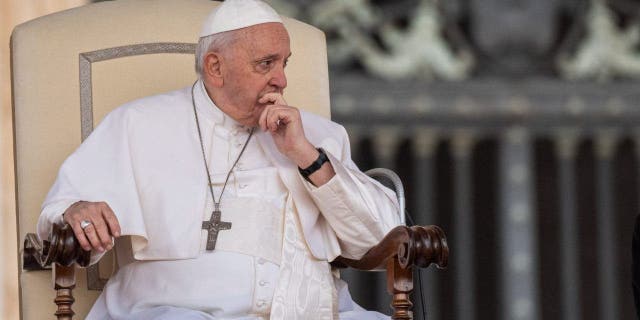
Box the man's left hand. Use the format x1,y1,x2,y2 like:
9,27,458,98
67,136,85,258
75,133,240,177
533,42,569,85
258,93,318,168
257,93,336,186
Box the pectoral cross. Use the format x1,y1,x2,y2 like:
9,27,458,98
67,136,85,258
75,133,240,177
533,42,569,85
201,203,232,250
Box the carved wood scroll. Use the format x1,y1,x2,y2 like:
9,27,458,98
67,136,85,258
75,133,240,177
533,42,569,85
24,223,448,320
23,223,91,270
333,225,449,320
23,223,90,319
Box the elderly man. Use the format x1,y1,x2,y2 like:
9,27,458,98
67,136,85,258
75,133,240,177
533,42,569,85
36,0,400,319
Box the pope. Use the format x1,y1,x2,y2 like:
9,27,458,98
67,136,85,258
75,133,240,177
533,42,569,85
37,0,401,319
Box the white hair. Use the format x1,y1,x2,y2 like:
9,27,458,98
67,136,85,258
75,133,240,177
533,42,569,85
194,29,241,77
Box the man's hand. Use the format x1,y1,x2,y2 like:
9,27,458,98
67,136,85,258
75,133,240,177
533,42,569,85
258,93,318,167
258,93,336,186
63,201,121,252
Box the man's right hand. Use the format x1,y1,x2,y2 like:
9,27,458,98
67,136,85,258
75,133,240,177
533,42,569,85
63,201,121,252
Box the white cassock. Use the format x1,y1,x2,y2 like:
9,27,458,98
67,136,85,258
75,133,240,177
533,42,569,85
37,80,401,319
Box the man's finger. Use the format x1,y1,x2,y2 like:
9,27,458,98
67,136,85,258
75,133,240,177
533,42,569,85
92,218,113,250
259,92,286,105
264,106,276,131
101,203,121,237
70,223,92,251
266,107,293,132
259,104,275,131
266,107,284,132
258,94,274,104
269,110,283,132
83,224,104,252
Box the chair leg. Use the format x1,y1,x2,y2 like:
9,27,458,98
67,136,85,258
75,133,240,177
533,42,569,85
53,263,76,320
387,258,414,320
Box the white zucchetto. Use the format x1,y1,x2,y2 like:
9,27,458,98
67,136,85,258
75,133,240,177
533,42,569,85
199,0,283,37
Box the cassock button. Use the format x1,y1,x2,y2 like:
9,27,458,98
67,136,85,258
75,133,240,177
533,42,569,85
256,300,266,307
257,258,266,265
259,280,267,286
239,184,248,189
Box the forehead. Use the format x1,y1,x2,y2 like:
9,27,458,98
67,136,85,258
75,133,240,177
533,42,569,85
237,23,290,56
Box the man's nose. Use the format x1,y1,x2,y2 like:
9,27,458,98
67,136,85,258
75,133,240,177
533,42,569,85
269,65,287,89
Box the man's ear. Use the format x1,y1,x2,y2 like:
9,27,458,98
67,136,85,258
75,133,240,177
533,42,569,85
203,52,224,87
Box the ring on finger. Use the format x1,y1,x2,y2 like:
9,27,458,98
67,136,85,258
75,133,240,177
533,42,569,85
80,220,93,230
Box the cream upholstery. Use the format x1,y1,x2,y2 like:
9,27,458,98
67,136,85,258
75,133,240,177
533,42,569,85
11,0,329,319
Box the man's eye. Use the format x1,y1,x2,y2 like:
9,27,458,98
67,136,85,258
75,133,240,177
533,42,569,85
259,60,273,68
284,59,289,67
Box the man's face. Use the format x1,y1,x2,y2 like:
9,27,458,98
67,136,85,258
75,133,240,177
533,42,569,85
217,23,291,126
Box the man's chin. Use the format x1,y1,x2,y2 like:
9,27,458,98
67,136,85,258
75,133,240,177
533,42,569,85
251,105,267,123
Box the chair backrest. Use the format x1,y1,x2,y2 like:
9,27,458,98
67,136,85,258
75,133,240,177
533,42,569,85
11,1,329,318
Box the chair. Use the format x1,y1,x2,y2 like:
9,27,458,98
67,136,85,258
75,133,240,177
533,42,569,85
11,1,448,319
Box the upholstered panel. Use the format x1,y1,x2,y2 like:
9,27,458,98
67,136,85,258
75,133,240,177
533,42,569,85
11,0,329,319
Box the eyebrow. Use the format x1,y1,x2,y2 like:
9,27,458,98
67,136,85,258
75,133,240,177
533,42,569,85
255,54,278,63
254,52,292,63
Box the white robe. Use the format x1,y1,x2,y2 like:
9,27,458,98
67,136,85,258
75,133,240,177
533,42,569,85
37,80,401,319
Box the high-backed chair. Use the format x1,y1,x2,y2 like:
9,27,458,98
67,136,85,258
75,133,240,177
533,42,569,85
11,1,448,319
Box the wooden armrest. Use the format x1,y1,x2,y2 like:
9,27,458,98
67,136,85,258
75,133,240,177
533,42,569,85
23,223,90,320
23,223,90,270
333,225,449,320
23,224,448,320
333,225,448,270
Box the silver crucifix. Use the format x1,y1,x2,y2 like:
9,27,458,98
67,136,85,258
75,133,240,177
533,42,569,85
201,204,231,250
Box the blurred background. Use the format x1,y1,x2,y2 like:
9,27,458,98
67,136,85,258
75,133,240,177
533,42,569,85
2,0,640,319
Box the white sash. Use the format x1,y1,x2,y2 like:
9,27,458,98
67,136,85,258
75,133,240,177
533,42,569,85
203,167,286,265
204,196,284,265
270,195,338,319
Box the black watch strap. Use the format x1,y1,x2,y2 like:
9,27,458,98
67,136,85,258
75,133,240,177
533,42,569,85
298,148,329,180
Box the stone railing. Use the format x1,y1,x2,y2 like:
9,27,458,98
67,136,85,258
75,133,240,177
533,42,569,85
331,75,639,320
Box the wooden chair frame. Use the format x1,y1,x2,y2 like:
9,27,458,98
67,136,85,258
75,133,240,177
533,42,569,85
24,222,448,320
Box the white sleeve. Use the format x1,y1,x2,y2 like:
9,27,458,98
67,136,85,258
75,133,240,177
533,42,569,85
37,107,145,265
300,127,401,259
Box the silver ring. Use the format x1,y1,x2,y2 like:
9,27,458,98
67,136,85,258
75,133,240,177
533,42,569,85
80,220,93,230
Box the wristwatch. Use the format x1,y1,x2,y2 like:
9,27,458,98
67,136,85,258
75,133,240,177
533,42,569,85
298,148,329,181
